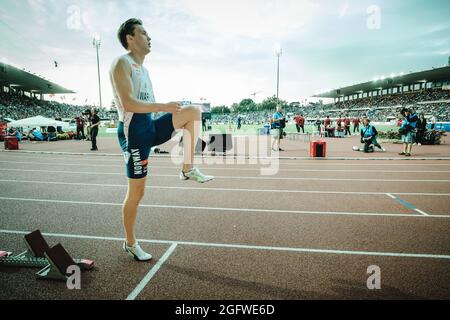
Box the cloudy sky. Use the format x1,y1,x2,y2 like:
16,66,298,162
0,0,449,108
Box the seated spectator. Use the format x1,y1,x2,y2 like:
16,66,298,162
324,116,335,137
29,128,44,141
47,125,57,141
7,127,22,141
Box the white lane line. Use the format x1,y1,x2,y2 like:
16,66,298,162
0,168,122,175
2,160,450,173
2,150,450,162
2,153,450,166
126,243,178,301
386,194,430,216
2,179,450,196
1,229,450,260
415,209,430,216
1,168,450,182
0,196,448,218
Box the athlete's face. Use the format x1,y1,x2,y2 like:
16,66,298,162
129,25,151,54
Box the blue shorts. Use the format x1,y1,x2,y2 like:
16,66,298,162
401,131,415,144
118,113,175,179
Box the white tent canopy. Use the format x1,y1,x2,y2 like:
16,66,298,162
7,116,70,129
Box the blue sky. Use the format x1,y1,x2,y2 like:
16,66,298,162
0,0,449,107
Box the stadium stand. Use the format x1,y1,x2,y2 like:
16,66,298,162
0,92,117,121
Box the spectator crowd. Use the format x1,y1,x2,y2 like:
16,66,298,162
210,88,449,126
0,92,117,121
1,88,448,127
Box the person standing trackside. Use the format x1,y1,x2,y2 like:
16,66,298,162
336,114,343,132
416,113,427,146
344,115,351,136
429,114,436,130
90,108,100,151
271,106,285,152
85,110,92,141
352,116,360,133
202,116,207,132
399,108,418,157
294,113,305,133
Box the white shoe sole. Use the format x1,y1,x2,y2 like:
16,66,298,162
123,243,152,261
180,172,214,183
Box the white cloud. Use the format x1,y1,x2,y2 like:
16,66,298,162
434,49,450,56
39,45,73,57
175,0,320,39
2,0,449,109
339,1,349,18
27,0,50,26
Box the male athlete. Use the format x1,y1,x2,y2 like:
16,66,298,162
110,18,214,261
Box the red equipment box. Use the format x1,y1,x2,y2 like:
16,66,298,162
0,122,6,141
310,140,326,158
4,136,19,150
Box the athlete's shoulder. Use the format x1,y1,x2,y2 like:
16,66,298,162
111,55,132,75
111,55,129,67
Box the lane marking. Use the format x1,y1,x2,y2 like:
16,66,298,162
414,209,430,216
0,196,448,218
1,229,450,260
1,179,450,196
126,243,178,300
2,153,450,166
0,168,122,175
1,160,450,173
386,193,429,216
2,168,450,182
2,149,450,161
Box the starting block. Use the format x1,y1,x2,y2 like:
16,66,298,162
37,243,94,281
0,230,94,281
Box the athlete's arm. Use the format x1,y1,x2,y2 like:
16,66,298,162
111,57,181,114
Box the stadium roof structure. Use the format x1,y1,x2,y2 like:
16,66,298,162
314,65,450,99
0,62,74,94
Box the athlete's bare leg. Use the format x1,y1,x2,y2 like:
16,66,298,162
123,177,146,246
172,105,201,172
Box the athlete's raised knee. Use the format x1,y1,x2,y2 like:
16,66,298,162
184,105,201,121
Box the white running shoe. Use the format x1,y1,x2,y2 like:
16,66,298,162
123,242,152,261
180,167,214,183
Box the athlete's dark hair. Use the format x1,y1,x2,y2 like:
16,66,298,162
117,18,143,50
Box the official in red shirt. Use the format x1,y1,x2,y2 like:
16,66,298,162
324,116,334,137
352,117,360,133
336,114,343,130
344,116,351,136
294,113,305,133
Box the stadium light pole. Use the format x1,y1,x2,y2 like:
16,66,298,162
93,34,102,109
274,43,282,105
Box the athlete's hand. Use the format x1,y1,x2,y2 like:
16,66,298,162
164,102,182,114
